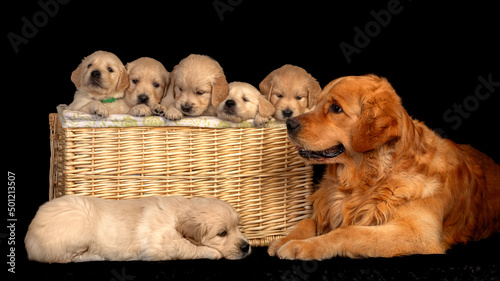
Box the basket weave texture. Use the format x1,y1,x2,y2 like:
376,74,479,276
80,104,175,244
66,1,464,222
49,113,314,247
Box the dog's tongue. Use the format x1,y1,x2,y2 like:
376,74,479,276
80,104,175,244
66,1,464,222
297,144,345,159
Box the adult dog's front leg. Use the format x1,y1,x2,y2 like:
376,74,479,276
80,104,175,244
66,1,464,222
268,219,316,256
277,220,445,260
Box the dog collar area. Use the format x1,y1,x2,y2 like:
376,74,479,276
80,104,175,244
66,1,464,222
100,97,122,103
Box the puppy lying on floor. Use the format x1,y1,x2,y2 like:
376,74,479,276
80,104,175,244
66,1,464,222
125,57,170,117
216,82,275,125
68,50,130,117
269,74,500,260
157,54,229,120
259,64,322,121
25,195,251,263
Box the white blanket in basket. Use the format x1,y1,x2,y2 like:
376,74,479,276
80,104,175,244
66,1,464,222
57,105,286,128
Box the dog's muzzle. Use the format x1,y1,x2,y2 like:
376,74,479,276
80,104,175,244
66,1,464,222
297,144,345,159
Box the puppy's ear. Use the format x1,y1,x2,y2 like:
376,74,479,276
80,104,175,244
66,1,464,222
115,66,130,92
352,97,401,153
307,78,322,109
71,59,85,88
211,75,229,107
257,95,276,119
162,71,171,100
259,72,273,100
175,210,208,244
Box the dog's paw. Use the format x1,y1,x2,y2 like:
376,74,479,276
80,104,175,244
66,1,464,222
254,113,272,125
276,239,321,260
164,107,184,121
129,104,151,117
268,238,288,256
89,102,109,117
151,104,167,116
200,246,223,260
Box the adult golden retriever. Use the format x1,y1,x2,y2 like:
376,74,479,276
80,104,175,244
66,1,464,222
268,74,500,260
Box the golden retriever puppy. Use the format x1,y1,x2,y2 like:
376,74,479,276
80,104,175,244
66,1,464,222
216,82,275,125
68,50,130,117
259,64,321,121
158,54,229,120
25,195,251,263
124,57,170,117
268,74,500,260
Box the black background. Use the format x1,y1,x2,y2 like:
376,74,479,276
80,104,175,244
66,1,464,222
5,0,500,280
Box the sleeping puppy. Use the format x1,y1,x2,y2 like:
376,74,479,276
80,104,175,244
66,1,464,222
125,57,170,117
25,195,251,263
259,64,322,121
158,54,229,120
68,50,130,117
216,82,275,125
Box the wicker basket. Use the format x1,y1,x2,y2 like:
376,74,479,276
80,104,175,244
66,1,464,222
49,113,313,247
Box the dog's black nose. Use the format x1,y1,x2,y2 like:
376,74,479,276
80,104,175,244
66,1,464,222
91,70,101,78
286,118,300,135
240,241,250,253
137,94,149,104
282,109,293,118
225,99,236,108
181,104,192,113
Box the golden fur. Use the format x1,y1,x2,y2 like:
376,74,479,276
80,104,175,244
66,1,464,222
268,74,500,260
25,196,251,262
158,54,229,120
68,50,130,117
124,57,170,117
216,82,275,125
259,64,321,121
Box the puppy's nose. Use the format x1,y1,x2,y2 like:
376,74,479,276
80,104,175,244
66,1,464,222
181,104,192,113
282,109,294,118
240,241,250,253
91,70,101,78
286,118,301,135
225,99,236,108
137,94,149,104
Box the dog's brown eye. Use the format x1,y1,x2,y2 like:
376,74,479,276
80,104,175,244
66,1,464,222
107,67,114,73
275,93,283,99
196,91,205,95
296,96,303,101
330,103,343,114
132,79,139,84
87,63,92,68
242,97,249,102
153,82,160,88
218,230,227,237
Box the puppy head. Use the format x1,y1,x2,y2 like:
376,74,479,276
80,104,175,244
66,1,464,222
216,82,275,123
176,197,251,260
259,64,321,121
170,54,229,116
286,74,402,164
71,50,129,98
124,57,170,107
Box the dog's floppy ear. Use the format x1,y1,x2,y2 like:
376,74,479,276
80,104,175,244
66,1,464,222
162,71,171,100
352,97,401,153
259,72,274,101
307,78,322,109
115,66,130,92
175,210,208,244
211,74,229,107
257,94,276,119
71,59,86,88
